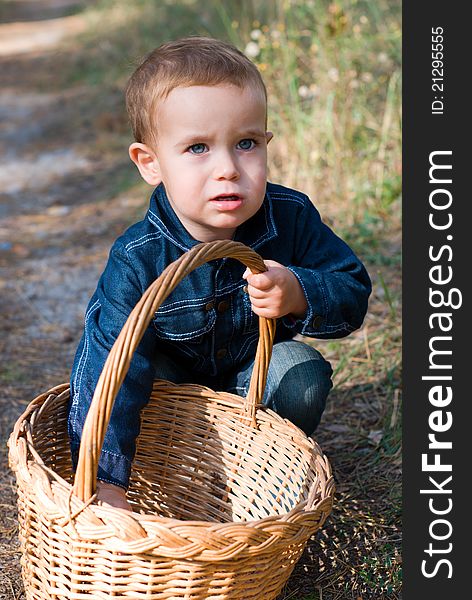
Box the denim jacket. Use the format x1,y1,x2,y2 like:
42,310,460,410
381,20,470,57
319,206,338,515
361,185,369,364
68,181,371,488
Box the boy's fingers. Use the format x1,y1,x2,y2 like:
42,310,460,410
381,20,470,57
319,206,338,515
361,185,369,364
245,272,274,291
249,304,278,319
246,284,267,299
248,297,270,309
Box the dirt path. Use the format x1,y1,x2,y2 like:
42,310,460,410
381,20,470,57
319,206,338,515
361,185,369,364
0,2,141,595
0,1,86,56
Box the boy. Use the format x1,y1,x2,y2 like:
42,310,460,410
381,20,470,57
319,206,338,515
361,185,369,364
68,37,371,510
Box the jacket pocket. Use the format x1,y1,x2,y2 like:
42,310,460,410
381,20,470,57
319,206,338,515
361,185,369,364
152,299,216,343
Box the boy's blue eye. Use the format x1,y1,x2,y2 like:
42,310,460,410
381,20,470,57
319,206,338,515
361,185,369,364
188,143,207,154
237,139,255,150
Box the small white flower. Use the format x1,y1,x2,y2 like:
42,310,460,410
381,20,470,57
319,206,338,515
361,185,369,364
250,28,262,40
328,67,339,82
298,85,310,98
245,41,260,58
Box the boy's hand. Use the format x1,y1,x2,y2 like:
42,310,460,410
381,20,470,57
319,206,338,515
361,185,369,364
243,260,308,320
96,481,133,511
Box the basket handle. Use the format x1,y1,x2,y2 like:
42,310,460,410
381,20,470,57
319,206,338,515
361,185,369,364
73,240,276,501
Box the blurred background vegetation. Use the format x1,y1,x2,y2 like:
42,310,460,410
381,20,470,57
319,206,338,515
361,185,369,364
64,0,401,230
1,0,401,598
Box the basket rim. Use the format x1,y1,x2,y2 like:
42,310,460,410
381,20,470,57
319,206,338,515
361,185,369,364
8,383,335,560
9,383,335,527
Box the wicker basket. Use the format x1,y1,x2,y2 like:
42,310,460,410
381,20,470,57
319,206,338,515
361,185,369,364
8,240,335,600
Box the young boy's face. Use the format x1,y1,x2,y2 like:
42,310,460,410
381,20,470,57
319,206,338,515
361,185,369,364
138,84,272,242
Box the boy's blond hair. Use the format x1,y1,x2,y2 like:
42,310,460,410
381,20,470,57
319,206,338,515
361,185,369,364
125,36,267,147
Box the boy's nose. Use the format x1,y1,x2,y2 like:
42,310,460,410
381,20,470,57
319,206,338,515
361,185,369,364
214,152,240,180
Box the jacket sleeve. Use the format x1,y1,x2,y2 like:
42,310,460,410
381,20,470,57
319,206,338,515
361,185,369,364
281,200,372,338
68,242,157,489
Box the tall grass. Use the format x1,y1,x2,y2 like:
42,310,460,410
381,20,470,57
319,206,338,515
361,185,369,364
217,1,401,225
68,0,401,231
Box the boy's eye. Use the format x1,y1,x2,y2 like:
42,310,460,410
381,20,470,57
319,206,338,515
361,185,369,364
237,138,256,150
188,143,208,154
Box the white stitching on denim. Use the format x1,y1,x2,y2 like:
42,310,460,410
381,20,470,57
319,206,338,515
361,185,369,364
99,447,132,462
267,191,277,233
154,280,245,314
235,331,258,363
286,266,314,331
242,293,258,334
125,231,162,252
215,280,244,295
250,195,277,248
309,269,329,318
148,210,189,251
153,314,216,340
290,268,354,334
233,330,259,363
159,229,189,251
147,209,166,230
210,323,218,376
228,291,236,355
269,191,308,207
271,195,306,207
96,476,128,490
69,299,101,443
324,323,355,332
156,297,213,311
172,342,200,359
72,299,100,405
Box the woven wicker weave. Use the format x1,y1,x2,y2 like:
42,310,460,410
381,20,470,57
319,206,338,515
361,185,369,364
8,240,335,600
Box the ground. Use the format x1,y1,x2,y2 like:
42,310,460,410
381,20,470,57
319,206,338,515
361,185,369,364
0,1,138,596
0,2,401,598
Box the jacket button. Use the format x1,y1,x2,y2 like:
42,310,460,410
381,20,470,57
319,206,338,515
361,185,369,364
216,348,227,359
205,301,215,311
312,315,324,328
217,300,229,313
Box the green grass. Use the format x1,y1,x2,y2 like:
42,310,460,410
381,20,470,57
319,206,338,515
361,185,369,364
0,363,25,384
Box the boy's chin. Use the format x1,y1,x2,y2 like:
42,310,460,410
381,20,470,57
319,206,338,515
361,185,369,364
198,220,243,241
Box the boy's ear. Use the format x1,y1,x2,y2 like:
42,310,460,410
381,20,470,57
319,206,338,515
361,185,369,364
128,142,161,185
266,131,274,144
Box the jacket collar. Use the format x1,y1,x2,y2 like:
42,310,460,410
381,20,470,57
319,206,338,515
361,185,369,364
147,183,277,251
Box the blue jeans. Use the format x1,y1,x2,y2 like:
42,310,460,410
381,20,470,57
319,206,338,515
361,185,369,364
153,340,332,436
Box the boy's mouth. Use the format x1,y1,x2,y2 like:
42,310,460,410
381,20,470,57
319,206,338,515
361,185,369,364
210,194,243,210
